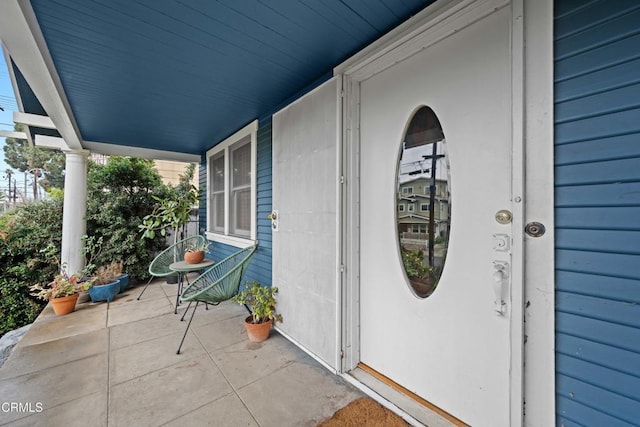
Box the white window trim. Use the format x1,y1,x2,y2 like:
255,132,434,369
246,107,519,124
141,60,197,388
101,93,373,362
408,204,415,212
206,120,258,248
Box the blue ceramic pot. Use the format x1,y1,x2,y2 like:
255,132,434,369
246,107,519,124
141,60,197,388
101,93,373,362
116,273,130,293
88,281,120,303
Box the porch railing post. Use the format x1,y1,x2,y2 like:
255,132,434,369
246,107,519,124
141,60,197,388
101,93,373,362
60,149,90,274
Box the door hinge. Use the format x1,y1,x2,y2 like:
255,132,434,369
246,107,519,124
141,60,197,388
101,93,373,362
340,349,344,359
340,175,345,184
339,264,345,273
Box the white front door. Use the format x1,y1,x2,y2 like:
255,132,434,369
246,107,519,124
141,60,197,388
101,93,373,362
358,4,519,426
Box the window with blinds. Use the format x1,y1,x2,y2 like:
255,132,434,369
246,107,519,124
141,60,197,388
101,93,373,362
206,120,257,246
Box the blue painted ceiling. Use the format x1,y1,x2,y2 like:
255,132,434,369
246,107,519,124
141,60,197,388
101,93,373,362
17,0,434,155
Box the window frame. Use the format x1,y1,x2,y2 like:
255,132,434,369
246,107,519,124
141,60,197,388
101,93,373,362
402,186,413,195
206,120,258,248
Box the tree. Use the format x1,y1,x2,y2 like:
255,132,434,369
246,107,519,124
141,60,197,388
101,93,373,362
3,124,66,198
86,157,172,280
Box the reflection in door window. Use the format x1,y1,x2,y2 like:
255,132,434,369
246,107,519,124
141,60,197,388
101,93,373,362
397,106,451,298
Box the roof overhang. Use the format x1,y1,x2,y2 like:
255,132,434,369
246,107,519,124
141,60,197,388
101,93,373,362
0,0,435,159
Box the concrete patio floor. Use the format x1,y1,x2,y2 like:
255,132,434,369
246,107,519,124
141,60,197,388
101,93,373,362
0,279,364,426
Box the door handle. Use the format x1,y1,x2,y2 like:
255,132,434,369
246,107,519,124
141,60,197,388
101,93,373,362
492,261,508,315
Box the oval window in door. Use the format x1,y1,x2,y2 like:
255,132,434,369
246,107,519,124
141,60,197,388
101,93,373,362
396,106,451,298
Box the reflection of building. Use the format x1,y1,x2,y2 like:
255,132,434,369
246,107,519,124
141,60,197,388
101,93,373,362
397,176,449,249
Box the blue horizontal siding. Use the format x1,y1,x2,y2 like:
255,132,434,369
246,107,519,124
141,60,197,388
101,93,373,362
557,353,640,405
555,182,640,207
556,271,640,303
555,82,640,124
555,229,640,255
555,5,640,61
555,107,640,144
555,133,640,165
557,334,640,378
554,0,640,424
556,312,640,362
555,57,640,104
556,380,639,426
555,33,640,83
556,207,640,231
555,157,640,186
556,292,640,328
556,249,640,280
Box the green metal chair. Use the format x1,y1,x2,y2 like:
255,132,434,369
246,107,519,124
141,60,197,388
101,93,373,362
176,244,257,354
137,235,207,301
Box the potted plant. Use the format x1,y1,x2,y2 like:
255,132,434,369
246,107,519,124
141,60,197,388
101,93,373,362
30,271,93,316
184,240,210,264
233,281,283,342
88,261,123,303
116,270,130,293
81,235,129,293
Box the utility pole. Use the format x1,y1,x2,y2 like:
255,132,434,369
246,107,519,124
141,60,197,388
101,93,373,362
6,170,11,205
422,144,445,268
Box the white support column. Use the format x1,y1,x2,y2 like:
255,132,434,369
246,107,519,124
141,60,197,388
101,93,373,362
60,149,90,274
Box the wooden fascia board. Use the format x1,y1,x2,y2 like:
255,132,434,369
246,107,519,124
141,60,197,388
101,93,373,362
0,130,28,140
83,140,201,163
0,0,83,149
13,111,56,129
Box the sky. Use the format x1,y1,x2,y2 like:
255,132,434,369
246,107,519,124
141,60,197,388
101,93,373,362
0,53,14,167
0,51,26,197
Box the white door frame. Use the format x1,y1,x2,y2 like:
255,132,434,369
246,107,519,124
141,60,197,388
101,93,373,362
335,0,554,425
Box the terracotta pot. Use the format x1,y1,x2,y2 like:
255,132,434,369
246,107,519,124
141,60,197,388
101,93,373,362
184,250,205,264
244,316,273,342
50,293,79,316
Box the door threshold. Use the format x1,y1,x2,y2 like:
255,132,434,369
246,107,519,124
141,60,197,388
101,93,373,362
344,364,468,427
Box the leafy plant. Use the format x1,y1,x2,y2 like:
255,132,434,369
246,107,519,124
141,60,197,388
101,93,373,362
138,184,199,245
30,271,93,301
233,281,283,325
185,240,210,253
401,247,432,280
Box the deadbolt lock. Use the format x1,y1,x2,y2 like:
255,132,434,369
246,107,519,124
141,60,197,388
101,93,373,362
525,222,546,237
495,210,512,224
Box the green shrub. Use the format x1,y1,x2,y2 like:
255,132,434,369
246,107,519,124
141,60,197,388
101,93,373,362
86,157,171,281
0,278,42,336
0,199,62,336
401,247,431,280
